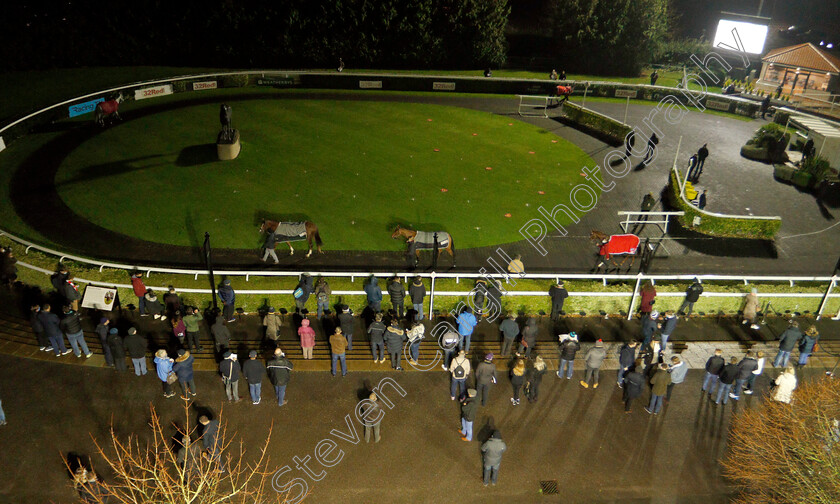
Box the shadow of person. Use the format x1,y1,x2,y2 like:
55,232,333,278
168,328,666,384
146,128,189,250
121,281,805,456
476,416,497,444
357,379,374,402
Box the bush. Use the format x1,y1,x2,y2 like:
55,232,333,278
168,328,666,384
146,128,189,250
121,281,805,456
668,171,781,239
801,156,833,185
721,377,840,503
559,102,632,146
745,123,790,162
220,74,249,88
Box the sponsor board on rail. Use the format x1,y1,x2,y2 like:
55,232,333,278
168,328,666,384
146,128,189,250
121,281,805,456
706,99,731,111
359,80,383,89
615,89,638,98
433,82,456,91
135,84,173,100
192,80,218,91
68,98,105,117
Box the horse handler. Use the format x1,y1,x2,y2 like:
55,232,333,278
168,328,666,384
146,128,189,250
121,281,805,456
261,231,279,264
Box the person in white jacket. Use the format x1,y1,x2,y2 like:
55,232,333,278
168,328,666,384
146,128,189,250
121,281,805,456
772,366,797,404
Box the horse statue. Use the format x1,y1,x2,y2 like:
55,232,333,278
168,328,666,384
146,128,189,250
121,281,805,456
590,229,639,271
392,225,455,266
259,219,322,257
219,103,234,142
94,93,123,127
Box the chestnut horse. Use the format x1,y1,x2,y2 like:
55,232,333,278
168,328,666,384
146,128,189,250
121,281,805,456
259,219,323,257
391,225,455,266
590,229,639,271
94,93,123,127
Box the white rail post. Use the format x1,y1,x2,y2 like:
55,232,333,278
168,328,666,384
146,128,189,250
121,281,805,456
623,95,630,124
816,276,836,320
428,271,436,319
627,273,642,320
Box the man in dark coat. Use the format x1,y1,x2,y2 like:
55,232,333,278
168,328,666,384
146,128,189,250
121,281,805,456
199,415,224,471
499,313,519,357
485,280,503,315
29,304,49,351
760,95,771,119
218,279,236,322
123,327,148,376
678,279,703,317
294,273,313,312
617,340,638,387
549,281,568,321
40,304,70,356
773,320,802,368
384,320,406,370
242,350,265,405
714,357,739,405
408,276,426,321
211,317,231,354
731,351,759,400
641,132,659,167
367,312,387,363
364,276,382,312
219,352,241,402
163,287,182,316
518,317,538,358
107,327,127,372
95,318,114,367
60,305,92,358
557,333,581,379
261,231,279,264
696,143,709,175
387,276,406,318
338,306,355,351
459,389,478,442
266,348,293,406
623,359,645,412
702,348,725,395
62,274,82,312
475,353,497,406
641,311,659,349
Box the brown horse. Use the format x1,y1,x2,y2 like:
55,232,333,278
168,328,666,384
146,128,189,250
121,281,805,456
590,229,640,271
392,225,455,266
94,93,123,127
259,219,323,257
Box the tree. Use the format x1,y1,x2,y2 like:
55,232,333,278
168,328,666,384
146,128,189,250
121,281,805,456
542,0,669,75
721,376,840,504
63,400,299,504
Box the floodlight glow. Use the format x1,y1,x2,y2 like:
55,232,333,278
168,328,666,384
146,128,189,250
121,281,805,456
713,19,768,54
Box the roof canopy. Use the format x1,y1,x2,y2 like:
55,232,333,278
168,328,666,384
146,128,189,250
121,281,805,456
763,43,840,73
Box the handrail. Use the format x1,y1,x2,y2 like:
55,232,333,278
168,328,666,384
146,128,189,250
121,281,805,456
1,225,836,283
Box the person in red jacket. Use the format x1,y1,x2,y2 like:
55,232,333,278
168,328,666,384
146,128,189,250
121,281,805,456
131,272,148,316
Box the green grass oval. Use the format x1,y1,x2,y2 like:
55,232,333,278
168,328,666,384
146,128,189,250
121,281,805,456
55,99,594,250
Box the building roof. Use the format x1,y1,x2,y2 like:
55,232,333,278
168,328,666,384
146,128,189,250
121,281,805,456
763,43,840,73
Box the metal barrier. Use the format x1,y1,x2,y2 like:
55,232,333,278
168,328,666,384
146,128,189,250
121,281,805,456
4,230,838,321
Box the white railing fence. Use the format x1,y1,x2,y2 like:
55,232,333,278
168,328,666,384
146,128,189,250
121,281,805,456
4,228,838,321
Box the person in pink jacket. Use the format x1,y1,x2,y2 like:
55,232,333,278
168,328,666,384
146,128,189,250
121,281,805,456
298,319,316,359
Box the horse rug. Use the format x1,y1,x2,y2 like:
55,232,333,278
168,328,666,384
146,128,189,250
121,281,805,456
274,222,307,243
414,231,450,249
598,234,639,259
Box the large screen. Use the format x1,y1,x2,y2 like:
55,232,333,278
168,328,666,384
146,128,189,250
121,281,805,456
713,19,768,55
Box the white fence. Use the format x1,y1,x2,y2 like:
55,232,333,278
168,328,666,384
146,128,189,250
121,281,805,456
2,227,838,321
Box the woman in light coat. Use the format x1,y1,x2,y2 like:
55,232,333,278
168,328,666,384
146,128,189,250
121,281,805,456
772,366,797,404
741,289,760,330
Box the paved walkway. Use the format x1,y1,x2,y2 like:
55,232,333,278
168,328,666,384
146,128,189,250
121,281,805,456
2,286,836,503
